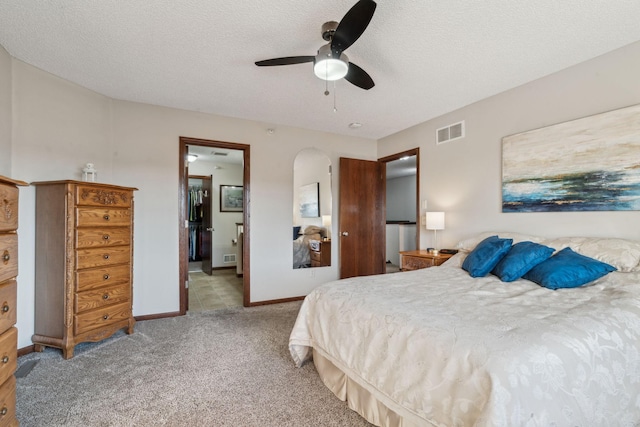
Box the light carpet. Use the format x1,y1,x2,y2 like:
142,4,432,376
16,301,373,426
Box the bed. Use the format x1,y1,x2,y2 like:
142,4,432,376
289,232,640,426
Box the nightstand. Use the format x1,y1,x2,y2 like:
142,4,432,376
399,250,453,271
310,240,331,267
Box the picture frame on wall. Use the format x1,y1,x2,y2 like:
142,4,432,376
299,182,320,218
220,185,243,212
502,103,640,212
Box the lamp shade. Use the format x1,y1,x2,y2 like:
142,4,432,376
313,44,349,81
426,212,445,230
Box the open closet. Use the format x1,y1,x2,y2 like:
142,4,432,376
188,175,212,273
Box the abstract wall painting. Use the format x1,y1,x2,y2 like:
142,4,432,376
502,104,640,212
299,182,320,218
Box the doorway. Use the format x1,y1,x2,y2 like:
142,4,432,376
337,149,420,279
379,149,420,272
179,137,250,315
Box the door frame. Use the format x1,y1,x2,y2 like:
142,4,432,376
179,136,251,314
378,148,420,251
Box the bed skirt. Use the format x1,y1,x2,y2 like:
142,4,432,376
312,349,433,427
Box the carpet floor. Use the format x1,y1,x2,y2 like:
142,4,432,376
16,302,373,427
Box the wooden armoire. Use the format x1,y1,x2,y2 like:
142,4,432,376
32,181,137,359
0,175,27,426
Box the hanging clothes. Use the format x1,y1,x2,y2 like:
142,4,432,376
188,185,204,222
188,184,204,261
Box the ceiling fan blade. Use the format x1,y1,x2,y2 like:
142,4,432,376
331,0,376,56
255,56,315,67
345,62,374,90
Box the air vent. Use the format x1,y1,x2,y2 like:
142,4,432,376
436,120,465,144
223,254,236,263
213,151,228,156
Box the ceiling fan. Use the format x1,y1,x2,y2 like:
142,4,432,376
255,0,376,90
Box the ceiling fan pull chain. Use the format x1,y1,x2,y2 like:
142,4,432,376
333,81,338,112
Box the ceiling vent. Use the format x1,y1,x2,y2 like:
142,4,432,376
436,120,465,145
212,151,228,156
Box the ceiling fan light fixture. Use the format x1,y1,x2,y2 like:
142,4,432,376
314,44,349,81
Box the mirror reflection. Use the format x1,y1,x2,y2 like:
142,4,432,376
293,148,332,269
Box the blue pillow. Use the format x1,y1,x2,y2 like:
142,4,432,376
462,235,513,277
293,226,301,240
523,247,616,290
492,241,555,282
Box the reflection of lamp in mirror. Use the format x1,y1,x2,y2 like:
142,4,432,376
426,212,445,254
322,215,331,240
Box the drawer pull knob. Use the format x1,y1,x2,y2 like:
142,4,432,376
1,356,8,364
1,251,9,263
103,294,109,300
103,254,110,260
103,274,110,280
103,234,110,240
103,214,110,221
1,305,8,313
103,315,109,320
0,407,6,416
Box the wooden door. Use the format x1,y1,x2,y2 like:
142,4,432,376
339,157,385,279
200,175,213,275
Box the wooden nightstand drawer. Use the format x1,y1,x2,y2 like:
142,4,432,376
400,250,452,271
310,240,331,267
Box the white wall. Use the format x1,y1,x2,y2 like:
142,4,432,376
0,45,12,175
9,58,376,348
378,41,640,250
386,175,416,222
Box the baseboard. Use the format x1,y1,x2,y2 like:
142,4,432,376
134,311,182,322
248,296,305,306
18,345,35,357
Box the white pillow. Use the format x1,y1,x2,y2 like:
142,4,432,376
541,236,640,272
539,237,589,252
576,238,640,272
455,231,543,252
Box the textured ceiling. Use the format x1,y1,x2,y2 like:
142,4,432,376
1,1,639,140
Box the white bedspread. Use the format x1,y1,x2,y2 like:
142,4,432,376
290,259,640,426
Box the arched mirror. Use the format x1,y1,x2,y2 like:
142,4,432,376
293,148,332,269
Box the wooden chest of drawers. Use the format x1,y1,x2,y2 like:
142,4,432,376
399,250,453,271
32,181,137,359
0,175,26,426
